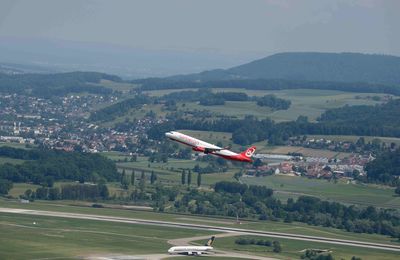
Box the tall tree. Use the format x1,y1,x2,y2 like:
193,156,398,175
121,169,126,182
181,170,186,185
187,170,192,186
272,241,282,253
150,171,157,184
197,172,202,187
139,171,146,192
121,169,129,190
131,170,135,186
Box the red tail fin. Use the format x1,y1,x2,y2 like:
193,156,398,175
241,146,256,158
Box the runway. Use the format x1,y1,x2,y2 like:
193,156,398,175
1,207,400,253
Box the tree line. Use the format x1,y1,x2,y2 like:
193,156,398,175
23,183,109,201
163,181,400,239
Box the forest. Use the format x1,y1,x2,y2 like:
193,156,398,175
0,147,119,185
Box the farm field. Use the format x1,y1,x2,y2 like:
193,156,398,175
209,235,399,260
256,145,351,159
0,199,399,247
307,135,400,146
241,175,400,209
8,183,40,198
181,100,274,119
97,79,138,92
142,88,390,122
0,212,212,259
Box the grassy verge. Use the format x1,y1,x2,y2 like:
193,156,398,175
241,175,399,209
0,212,212,259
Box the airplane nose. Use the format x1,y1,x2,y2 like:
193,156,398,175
165,132,173,138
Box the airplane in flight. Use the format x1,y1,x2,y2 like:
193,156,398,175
165,131,256,163
168,236,215,255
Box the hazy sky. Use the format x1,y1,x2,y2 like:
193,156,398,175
0,0,399,56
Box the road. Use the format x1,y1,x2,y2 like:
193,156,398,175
1,207,400,254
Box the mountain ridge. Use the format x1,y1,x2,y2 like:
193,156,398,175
165,52,400,85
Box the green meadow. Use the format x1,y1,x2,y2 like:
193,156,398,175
0,212,212,259
241,175,400,209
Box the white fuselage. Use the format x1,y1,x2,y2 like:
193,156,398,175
168,245,213,255
165,131,237,157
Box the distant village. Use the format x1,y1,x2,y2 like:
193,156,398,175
0,93,165,153
0,93,382,182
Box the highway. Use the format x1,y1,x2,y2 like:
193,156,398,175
1,207,400,253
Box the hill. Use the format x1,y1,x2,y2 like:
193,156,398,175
0,71,121,97
166,52,400,85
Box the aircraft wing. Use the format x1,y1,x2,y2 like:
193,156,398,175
192,146,223,153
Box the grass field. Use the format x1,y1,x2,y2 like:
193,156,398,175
181,101,274,119
212,88,389,122
207,235,400,260
0,212,212,259
179,130,232,145
241,175,400,209
8,183,40,198
1,199,399,247
255,145,351,159
97,79,138,92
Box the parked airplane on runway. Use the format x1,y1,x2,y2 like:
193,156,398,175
165,131,256,163
168,236,215,255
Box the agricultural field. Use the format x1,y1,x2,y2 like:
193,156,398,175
0,212,212,259
142,88,391,122
143,88,197,97
8,183,40,198
179,130,232,145
97,79,138,92
208,235,399,260
180,101,274,119
307,135,400,146
256,145,351,159
241,175,400,209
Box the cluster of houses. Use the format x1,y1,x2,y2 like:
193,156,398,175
0,93,166,153
247,153,374,180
